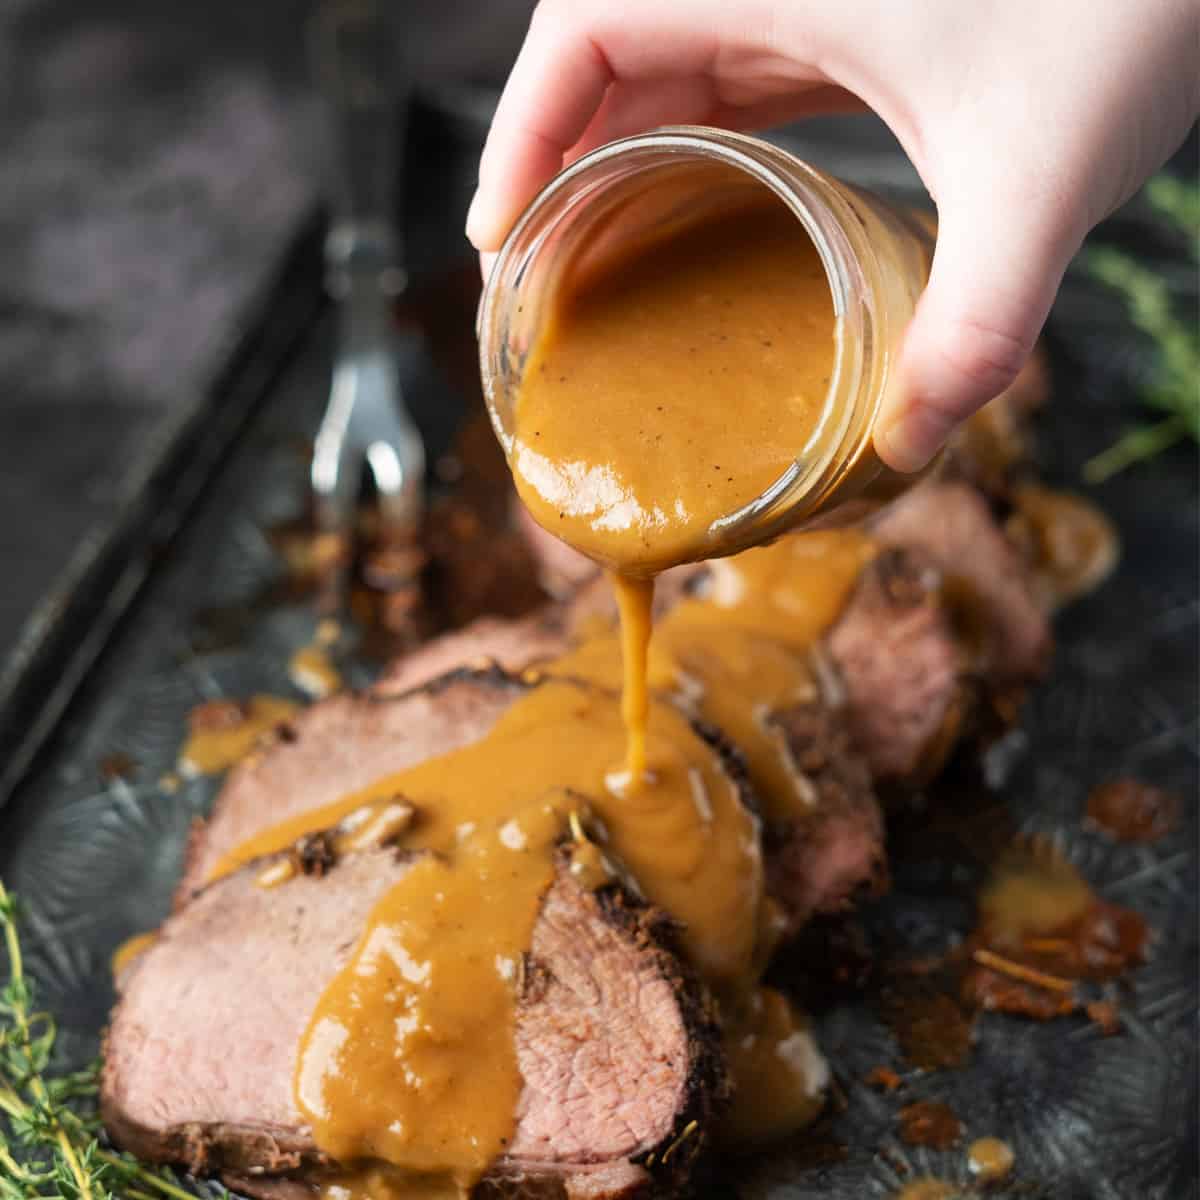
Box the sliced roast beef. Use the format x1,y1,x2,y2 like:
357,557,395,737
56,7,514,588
827,547,967,782
103,845,725,1199
184,649,880,937
762,675,886,928
176,668,524,904
867,480,1052,684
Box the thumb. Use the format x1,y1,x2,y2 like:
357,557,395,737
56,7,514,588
875,183,1084,473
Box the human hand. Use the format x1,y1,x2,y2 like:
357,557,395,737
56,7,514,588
466,0,1199,471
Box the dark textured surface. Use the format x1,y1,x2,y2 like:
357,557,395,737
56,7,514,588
0,214,1195,1198
0,7,1195,1192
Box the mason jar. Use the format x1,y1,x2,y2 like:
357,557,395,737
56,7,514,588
477,126,937,568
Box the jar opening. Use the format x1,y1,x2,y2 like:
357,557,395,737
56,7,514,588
478,127,874,568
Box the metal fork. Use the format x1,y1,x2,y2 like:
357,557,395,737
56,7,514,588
308,0,425,550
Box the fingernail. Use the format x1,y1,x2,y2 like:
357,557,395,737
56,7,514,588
465,188,488,249
875,409,940,474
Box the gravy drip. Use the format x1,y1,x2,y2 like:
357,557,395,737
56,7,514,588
510,200,836,573
611,572,655,781
551,531,875,823
110,931,157,979
178,695,299,777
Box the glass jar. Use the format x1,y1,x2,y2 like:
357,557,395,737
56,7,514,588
477,126,936,566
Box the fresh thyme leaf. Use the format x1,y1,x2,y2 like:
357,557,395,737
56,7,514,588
0,881,206,1200
1082,172,1199,483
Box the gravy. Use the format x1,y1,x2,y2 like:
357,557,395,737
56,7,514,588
511,200,836,575
179,695,300,777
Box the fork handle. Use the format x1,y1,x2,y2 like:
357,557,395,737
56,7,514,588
310,0,407,296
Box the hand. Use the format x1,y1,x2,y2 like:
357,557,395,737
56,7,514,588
466,0,1199,471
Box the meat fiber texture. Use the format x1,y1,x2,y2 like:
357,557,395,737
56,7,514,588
104,848,726,1200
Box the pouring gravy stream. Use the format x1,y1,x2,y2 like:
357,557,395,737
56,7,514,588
217,194,860,1196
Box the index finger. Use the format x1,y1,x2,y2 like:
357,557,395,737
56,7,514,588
466,7,614,251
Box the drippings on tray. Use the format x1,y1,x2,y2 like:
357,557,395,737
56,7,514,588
967,1136,1014,1182
1085,777,1180,843
897,1100,964,1150
962,839,1149,1019
178,695,300,777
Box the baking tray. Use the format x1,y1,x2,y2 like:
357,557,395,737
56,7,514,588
0,173,1195,1199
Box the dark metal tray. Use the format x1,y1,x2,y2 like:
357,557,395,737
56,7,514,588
0,197,1195,1200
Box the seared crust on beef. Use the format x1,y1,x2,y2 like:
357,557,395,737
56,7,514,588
103,844,727,1199
764,693,887,930
374,611,572,697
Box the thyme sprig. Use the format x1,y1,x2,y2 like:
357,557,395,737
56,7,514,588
1082,173,1199,483
0,881,213,1200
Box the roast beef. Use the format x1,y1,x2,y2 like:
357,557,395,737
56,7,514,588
105,845,725,1199
379,543,967,784
762,686,886,926
867,480,1052,684
180,652,879,939
176,667,525,904
375,610,572,698
827,547,967,782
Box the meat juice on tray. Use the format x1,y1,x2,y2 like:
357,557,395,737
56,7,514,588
99,129,1121,1200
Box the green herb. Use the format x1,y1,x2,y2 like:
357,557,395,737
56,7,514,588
0,881,214,1200
1082,173,1200,483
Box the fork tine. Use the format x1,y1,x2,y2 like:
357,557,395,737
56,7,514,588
311,360,364,538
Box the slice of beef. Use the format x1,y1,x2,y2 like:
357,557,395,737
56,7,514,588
868,480,1051,684
764,683,887,928
826,547,968,782
190,647,881,939
103,847,725,1200
176,668,524,905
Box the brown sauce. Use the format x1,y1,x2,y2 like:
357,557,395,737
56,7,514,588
1006,484,1119,609
288,645,342,698
178,695,300,777
548,530,875,823
894,1181,961,1200
967,1136,1014,1182
611,572,655,780
210,679,761,1192
510,200,836,574
110,931,157,979
98,752,137,782
719,987,829,1144
962,841,1149,1016
206,527,876,1189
